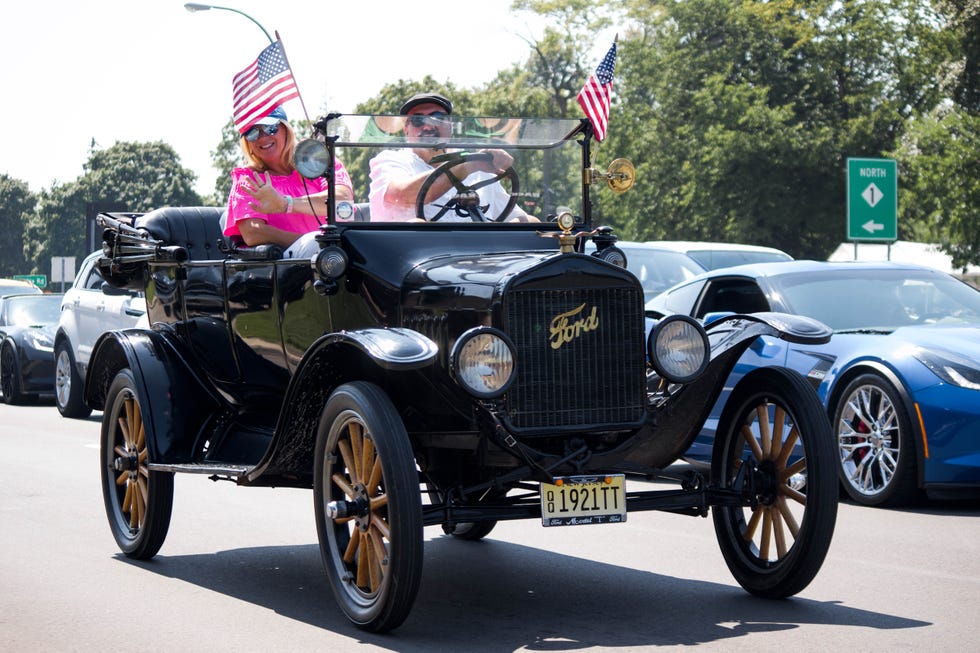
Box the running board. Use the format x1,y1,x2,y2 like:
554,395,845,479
148,462,251,476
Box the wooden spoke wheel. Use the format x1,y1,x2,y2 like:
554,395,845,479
314,382,423,632
100,369,173,559
711,367,837,598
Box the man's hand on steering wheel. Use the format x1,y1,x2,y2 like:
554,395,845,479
415,150,519,222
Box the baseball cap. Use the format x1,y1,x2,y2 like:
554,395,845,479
399,92,453,115
241,106,288,133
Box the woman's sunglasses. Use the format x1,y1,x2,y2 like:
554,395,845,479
406,112,449,128
244,122,282,142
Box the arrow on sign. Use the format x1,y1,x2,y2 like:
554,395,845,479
862,220,884,234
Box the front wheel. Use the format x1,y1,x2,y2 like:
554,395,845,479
712,367,837,598
1,342,28,405
100,368,173,559
55,340,92,418
314,382,423,632
833,373,919,506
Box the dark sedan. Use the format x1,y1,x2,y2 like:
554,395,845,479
0,293,63,404
647,260,980,506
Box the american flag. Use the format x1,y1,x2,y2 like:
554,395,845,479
576,42,617,141
232,40,300,133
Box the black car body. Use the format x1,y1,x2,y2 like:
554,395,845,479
0,293,63,403
89,113,838,632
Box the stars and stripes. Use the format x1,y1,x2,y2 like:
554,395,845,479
232,40,299,133
576,42,617,141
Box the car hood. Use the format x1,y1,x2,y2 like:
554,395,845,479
890,324,980,358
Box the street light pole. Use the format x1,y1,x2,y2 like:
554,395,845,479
183,3,274,43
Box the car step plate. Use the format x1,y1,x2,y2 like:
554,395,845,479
540,474,626,527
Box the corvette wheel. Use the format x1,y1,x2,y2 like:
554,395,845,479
314,382,423,632
834,373,918,506
1,343,27,405
55,341,92,418
100,369,173,559
712,367,837,598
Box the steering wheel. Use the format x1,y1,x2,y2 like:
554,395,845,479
415,151,519,222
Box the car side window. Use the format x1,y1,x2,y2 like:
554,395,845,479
83,265,104,291
663,281,707,316
696,279,769,317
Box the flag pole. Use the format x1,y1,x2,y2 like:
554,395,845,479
275,31,311,127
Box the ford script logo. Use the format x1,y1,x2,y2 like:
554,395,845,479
549,303,599,350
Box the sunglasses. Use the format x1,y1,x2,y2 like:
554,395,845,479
406,112,449,128
244,122,282,142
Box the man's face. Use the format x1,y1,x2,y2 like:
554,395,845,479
404,102,452,139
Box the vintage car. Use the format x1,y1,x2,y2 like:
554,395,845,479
89,113,838,632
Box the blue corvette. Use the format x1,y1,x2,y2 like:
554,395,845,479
646,260,980,506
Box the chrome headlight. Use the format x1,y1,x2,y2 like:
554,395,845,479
647,314,709,383
451,327,516,398
914,347,980,390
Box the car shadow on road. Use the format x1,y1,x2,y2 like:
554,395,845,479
119,535,928,651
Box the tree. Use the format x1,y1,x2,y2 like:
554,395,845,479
0,175,34,276
22,141,202,275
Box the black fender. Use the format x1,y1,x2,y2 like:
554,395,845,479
84,328,223,464
246,328,438,484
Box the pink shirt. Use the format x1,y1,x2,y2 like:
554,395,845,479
223,163,354,237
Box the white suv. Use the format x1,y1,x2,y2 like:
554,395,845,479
54,251,146,418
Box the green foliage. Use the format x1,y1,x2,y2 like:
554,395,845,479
0,175,34,276
22,141,202,274
893,105,980,268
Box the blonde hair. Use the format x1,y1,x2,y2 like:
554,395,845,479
240,120,296,173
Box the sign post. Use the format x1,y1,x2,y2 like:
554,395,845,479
847,158,897,241
50,256,77,293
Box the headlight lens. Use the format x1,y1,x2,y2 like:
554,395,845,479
314,245,348,279
451,328,516,398
648,315,709,383
26,330,55,352
914,347,980,390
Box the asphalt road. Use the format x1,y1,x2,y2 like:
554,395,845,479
2,401,978,652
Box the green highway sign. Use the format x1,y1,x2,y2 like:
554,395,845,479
13,274,47,289
847,158,897,241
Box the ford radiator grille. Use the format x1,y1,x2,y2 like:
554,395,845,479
503,287,646,432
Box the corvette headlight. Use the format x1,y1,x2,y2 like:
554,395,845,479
26,330,55,352
647,315,709,383
914,347,980,390
451,328,515,398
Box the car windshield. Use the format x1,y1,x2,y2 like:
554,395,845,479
621,247,705,302
0,281,41,296
770,268,980,330
688,250,792,270
317,114,589,223
3,295,62,326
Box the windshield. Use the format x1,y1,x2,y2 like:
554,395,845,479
311,114,589,224
770,268,980,330
2,295,62,327
688,249,792,270
620,247,705,302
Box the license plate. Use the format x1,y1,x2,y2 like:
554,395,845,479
540,474,626,527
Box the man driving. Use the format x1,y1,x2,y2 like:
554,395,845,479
368,92,532,222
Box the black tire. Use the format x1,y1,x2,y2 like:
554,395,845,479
55,340,92,418
314,382,423,632
711,367,838,598
100,368,173,559
0,342,27,405
833,373,919,507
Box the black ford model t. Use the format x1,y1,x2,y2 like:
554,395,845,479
89,112,837,632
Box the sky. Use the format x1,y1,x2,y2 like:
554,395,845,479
2,0,580,198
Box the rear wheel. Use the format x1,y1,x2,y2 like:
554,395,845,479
1,342,28,405
55,340,92,418
100,368,173,559
712,367,837,598
314,382,423,632
833,373,919,506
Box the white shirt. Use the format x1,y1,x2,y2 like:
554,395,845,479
368,149,516,222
